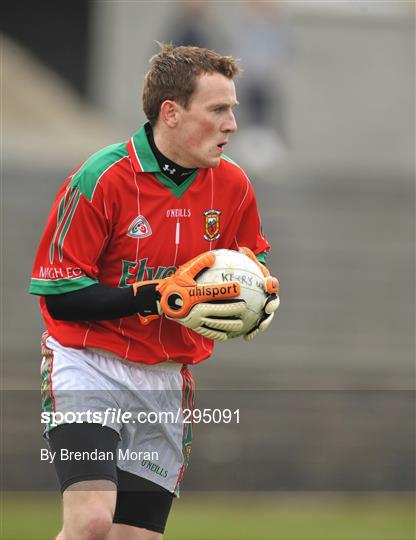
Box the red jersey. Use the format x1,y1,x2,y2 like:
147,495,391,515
29,124,271,364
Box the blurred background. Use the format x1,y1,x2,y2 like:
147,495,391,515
2,1,414,539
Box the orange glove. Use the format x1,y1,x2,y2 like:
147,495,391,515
133,251,246,341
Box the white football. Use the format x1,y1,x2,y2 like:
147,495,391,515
196,249,266,339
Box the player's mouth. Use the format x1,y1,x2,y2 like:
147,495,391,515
217,142,227,151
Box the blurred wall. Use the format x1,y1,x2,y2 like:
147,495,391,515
88,2,413,176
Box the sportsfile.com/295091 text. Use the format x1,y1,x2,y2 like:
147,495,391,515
40,408,240,427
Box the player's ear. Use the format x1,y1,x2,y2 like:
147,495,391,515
160,100,180,128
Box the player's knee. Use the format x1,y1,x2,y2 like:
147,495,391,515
62,479,116,540
64,505,113,540
78,508,113,540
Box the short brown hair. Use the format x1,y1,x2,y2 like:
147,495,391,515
142,43,241,125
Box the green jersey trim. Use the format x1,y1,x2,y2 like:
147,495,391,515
220,153,241,169
29,276,98,295
57,189,81,262
50,187,81,264
68,143,129,201
131,124,200,198
256,251,268,265
131,125,160,172
154,169,200,199
41,356,54,430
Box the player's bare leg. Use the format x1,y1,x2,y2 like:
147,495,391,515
105,523,162,540
56,480,117,540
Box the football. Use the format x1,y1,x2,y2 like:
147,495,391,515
196,249,266,339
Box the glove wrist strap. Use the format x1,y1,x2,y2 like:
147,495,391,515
132,281,162,325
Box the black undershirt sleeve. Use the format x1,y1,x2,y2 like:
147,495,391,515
45,283,160,321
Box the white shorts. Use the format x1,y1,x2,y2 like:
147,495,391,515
40,335,194,494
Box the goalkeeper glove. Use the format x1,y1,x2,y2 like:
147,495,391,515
132,251,246,341
239,247,280,341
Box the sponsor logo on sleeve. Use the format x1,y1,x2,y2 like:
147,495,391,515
38,266,84,279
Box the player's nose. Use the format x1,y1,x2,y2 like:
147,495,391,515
223,111,237,133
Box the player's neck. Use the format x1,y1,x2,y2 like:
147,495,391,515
152,124,193,169
148,123,196,185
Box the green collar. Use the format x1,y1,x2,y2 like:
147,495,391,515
127,124,200,198
129,123,161,173
154,169,199,198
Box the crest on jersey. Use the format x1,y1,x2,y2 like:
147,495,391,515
127,215,152,239
203,209,221,241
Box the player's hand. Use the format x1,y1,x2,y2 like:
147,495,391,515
239,247,280,341
133,252,246,341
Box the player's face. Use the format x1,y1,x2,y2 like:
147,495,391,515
175,73,238,168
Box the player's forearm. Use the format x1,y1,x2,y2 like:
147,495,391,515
45,283,159,321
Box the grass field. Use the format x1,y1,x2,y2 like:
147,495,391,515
1,492,414,540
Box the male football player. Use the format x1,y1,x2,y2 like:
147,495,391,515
30,44,279,540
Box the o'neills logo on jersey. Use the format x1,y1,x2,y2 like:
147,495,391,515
127,216,152,239
203,209,221,241
166,208,191,218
